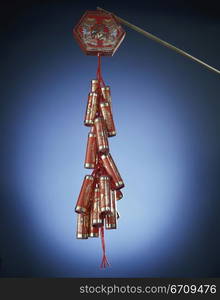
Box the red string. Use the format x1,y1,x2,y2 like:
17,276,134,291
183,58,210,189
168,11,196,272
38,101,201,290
95,53,110,268
100,225,110,268
96,53,106,89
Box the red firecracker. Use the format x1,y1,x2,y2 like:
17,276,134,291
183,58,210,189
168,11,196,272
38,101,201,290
73,10,125,268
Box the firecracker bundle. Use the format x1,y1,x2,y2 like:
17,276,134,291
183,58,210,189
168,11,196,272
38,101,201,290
73,10,126,267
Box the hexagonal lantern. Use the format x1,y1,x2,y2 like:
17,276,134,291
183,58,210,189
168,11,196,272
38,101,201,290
73,10,126,56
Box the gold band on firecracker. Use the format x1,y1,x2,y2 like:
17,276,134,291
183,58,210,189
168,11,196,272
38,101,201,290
84,92,98,126
84,163,94,168
100,102,116,137
91,79,99,92
84,131,97,169
89,232,99,238
76,213,89,239
101,153,124,190
99,175,111,215
105,214,117,229
94,117,109,153
75,175,94,214
91,184,103,227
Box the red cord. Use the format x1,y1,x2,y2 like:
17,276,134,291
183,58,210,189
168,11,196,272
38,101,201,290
100,225,110,268
95,53,110,268
96,53,106,88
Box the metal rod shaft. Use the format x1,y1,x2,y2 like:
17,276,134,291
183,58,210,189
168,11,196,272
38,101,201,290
97,6,220,75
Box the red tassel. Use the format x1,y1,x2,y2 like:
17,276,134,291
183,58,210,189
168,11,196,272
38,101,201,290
100,225,110,268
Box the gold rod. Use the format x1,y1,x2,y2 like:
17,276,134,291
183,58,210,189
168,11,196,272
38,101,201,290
97,6,220,75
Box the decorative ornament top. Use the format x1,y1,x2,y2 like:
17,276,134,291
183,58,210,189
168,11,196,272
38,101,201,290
73,10,125,56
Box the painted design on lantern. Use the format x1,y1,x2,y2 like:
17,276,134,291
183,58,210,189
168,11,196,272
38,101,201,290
80,17,119,49
73,10,125,57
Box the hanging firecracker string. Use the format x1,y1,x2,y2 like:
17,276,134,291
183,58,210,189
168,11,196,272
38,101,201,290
74,53,125,267
73,10,126,268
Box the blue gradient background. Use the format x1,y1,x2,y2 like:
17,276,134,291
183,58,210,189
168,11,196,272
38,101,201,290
1,1,220,277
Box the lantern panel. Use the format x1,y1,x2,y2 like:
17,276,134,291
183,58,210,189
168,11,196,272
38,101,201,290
73,10,126,56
